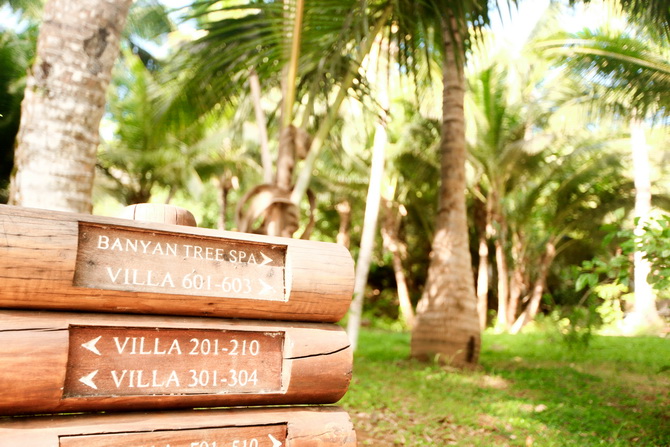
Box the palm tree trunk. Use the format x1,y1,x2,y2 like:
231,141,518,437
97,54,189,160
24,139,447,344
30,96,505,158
346,115,387,350
381,199,415,328
290,6,392,206
476,235,489,331
625,117,663,333
9,0,132,213
217,174,233,231
473,189,489,330
410,18,480,368
510,241,556,334
336,200,352,249
494,237,509,330
249,70,273,184
507,236,525,327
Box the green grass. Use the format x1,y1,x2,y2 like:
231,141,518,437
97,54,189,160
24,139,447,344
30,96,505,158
339,330,670,446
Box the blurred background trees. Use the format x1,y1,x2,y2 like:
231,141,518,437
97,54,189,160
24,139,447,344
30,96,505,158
1,0,669,362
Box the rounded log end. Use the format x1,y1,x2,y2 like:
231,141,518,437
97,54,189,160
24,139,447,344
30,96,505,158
118,204,197,227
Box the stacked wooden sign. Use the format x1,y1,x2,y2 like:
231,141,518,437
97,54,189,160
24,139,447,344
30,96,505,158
0,204,357,446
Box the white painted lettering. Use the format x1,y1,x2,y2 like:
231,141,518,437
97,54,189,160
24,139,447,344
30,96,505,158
166,370,180,387
111,370,127,388
113,337,131,354
139,337,151,355
97,235,110,249
111,238,123,250
136,370,150,387
161,272,175,288
166,243,177,256
168,339,182,355
106,267,121,283
132,269,146,286
154,338,167,355
140,240,152,254
125,239,138,252
151,369,164,387
194,245,203,259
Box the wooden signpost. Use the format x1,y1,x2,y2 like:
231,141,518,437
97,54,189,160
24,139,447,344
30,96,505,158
0,310,352,415
0,204,357,446
0,407,356,447
0,205,354,322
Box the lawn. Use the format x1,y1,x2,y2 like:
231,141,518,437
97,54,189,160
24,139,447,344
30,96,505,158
339,329,670,446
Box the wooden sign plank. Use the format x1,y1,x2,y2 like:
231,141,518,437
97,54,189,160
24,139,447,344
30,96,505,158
0,311,352,416
0,205,354,322
0,407,357,447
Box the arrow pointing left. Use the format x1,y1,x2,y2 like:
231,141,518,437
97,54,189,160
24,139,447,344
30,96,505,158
79,370,99,390
81,335,102,355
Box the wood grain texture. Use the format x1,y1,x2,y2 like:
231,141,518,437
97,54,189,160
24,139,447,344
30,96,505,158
0,310,352,416
0,407,357,447
0,205,354,322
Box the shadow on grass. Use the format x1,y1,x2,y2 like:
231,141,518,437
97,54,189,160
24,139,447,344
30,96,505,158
340,329,670,447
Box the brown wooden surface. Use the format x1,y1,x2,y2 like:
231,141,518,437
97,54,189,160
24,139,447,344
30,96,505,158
117,203,198,226
0,407,357,447
0,310,352,416
0,205,354,322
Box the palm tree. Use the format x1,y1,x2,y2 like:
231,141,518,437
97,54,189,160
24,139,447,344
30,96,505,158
538,0,669,332
154,0,670,367
9,0,133,213
98,49,217,207
161,0,390,237
465,49,541,330
509,139,635,332
410,0,670,365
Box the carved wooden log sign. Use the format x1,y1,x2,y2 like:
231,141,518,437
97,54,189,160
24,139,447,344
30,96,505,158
0,407,357,447
0,205,354,322
0,311,352,415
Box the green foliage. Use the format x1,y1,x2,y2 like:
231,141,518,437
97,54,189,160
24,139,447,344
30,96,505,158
0,24,36,203
637,214,670,290
578,213,670,293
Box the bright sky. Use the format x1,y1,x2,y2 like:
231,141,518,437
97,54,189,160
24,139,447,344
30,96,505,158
491,0,552,49
1,1,554,37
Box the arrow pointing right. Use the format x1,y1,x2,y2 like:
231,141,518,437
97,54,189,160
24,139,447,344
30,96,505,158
79,370,99,390
258,279,275,295
268,434,282,447
259,252,273,266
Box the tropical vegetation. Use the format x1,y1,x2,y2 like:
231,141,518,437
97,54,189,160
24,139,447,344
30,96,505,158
1,0,668,365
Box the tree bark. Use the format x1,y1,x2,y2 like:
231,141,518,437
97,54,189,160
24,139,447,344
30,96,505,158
249,70,272,185
346,106,387,351
381,200,415,328
473,188,489,331
507,234,526,327
336,200,351,249
217,173,234,231
510,241,556,334
410,18,480,368
9,0,132,213
494,236,509,330
625,117,663,333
